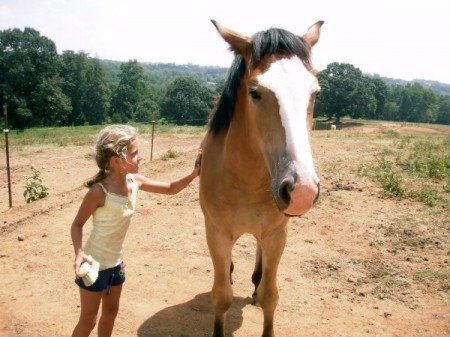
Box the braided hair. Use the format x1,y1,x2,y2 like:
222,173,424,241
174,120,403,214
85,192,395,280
84,124,137,188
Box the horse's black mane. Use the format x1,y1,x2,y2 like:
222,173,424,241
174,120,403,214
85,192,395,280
208,27,312,134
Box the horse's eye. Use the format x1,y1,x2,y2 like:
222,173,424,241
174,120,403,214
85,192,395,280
249,88,261,101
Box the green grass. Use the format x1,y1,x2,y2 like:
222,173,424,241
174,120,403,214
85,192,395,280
0,123,205,150
414,268,450,292
359,134,450,208
368,265,410,290
0,125,103,148
381,129,401,138
137,121,205,136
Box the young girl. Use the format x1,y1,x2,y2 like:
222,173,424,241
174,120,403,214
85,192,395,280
70,124,201,337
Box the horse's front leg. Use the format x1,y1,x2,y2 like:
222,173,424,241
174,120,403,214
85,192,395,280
205,222,234,337
257,224,288,337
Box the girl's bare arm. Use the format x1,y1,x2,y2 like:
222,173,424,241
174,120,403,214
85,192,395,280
70,185,104,275
135,149,201,195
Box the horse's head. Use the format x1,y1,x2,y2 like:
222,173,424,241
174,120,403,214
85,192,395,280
211,20,323,216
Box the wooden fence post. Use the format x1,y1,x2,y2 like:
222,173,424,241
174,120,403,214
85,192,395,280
3,104,12,207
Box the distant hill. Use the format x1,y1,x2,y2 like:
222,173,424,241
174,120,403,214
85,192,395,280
366,73,450,96
100,60,450,96
100,60,228,89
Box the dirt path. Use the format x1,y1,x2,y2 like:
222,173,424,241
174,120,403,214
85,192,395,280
0,126,448,337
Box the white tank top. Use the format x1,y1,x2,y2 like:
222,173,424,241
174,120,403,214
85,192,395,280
83,174,139,270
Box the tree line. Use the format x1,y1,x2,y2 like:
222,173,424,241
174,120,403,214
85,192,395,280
315,63,450,125
1,27,449,130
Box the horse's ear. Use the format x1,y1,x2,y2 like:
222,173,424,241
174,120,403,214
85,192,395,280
303,21,324,47
211,20,252,57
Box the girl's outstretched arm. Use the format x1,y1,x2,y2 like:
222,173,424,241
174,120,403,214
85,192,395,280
136,149,202,195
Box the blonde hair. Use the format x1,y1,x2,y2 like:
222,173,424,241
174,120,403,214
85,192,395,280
84,124,137,188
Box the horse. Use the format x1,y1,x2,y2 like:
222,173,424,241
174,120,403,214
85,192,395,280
199,20,323,337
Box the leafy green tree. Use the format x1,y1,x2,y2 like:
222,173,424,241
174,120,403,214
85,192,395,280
214,78,226,95
85,58,110,125
109,60,146,121
160,77,214,125
61,51,89,125
436,95,450,125
31,76,72,126
60,52,109,125
0,27,66,128
369,77,389,119
382,101,401,121
134,97,159,123
348,76,377,120
390,83,439,123
316,62,377,123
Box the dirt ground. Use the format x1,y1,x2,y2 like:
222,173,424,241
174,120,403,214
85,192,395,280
0,124,449,337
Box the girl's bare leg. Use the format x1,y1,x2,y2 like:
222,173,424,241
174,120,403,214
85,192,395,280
98,285,123,337
72,288,102,337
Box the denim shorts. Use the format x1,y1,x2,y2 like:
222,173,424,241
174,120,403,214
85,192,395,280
75,261,125,293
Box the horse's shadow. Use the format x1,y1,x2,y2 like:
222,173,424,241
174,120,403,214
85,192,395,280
137,292,252,337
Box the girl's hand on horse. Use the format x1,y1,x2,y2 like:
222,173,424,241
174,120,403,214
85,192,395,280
194,149,202,175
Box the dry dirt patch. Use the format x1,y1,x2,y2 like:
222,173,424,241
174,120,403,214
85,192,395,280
0,126,449,337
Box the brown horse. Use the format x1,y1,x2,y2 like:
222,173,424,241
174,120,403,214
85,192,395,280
199,20,323,337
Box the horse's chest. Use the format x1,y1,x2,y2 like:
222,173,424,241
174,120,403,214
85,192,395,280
201,192,282,226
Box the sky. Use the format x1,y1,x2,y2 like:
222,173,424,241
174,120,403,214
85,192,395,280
1,0,449,83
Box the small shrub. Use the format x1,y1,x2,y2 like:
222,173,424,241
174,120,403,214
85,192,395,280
23,168,49,203
370,239,384,248
383,130,401,138
160,148,180,161
443,182,450,193
375,160,405,198
400,138,450,180
412,188,439,207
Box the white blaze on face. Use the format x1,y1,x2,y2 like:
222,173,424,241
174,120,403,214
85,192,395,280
258,57,320,214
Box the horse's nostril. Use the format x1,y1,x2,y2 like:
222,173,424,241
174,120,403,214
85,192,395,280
279,178,294,208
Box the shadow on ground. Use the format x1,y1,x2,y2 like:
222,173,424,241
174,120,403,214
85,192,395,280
137,292,253,337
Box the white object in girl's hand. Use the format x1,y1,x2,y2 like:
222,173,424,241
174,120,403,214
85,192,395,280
78,256,100,287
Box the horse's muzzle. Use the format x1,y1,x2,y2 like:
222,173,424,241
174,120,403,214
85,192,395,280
275,175,320,216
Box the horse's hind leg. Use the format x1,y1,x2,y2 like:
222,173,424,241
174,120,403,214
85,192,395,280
258,225,288,337
251,243,262,300
230,260,234,284
206,224,234,337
